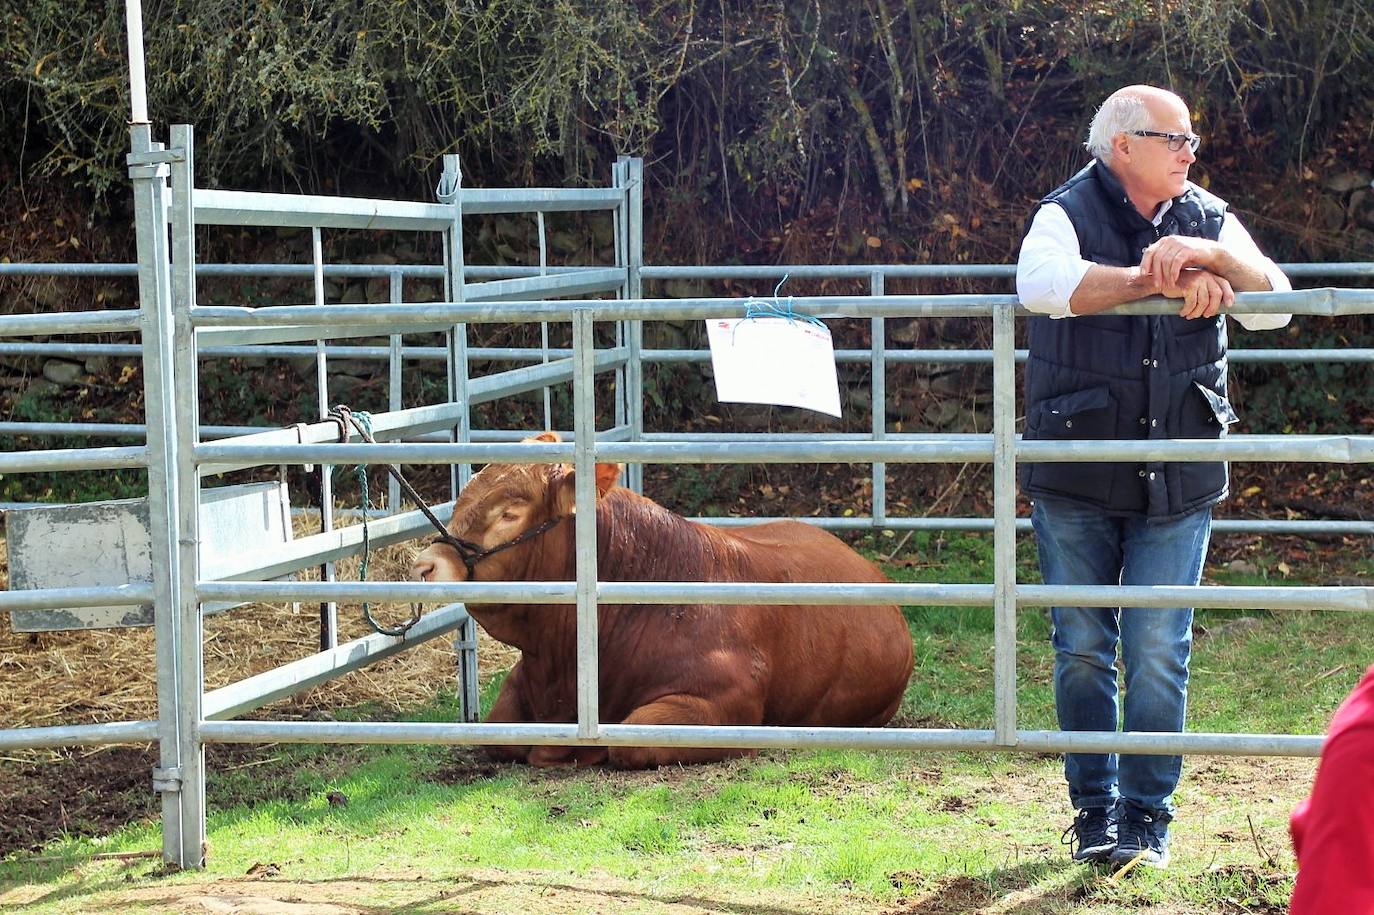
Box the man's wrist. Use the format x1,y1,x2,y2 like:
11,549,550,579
1129,266,1160,296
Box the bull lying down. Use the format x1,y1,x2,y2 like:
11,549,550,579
410,432,914,769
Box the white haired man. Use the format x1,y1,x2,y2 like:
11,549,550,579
1016,84,1292,869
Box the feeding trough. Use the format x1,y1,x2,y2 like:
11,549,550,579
6,480,293,632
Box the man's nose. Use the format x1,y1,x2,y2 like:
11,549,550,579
1180,144,1196,164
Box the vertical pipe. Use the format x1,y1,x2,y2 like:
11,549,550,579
870,271,887,529
456,615,481,723
440,155,471,494
537,211,551,431
130,125,186,867
572,307,600,740
388,270,403,512
611,162,627,439
168,124,207,866
992,301,1018,746
312,227,337,650
624,157,645,494
123,0,149,125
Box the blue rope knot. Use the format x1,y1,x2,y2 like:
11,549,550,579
738,274,827,341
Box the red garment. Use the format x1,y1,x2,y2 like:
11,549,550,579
1290,663,1374,915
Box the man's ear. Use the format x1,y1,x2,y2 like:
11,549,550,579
1111,131,1132,163
550,461,623,515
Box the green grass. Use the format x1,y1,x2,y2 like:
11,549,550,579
1,531,1370,913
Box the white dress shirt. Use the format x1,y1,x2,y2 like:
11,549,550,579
1017,199,1292,331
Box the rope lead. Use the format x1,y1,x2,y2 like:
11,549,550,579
327,405,422,637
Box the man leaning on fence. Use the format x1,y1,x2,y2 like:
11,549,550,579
1014,84,1293,870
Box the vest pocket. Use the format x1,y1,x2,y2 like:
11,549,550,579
1176,381,1233,506
1025,386,1118,505
1182,381,1238,437
1032,386,1117,440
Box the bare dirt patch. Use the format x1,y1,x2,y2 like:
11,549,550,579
0,533,523,858
10,866,893,915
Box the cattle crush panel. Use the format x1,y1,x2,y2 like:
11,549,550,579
1,121,1372,870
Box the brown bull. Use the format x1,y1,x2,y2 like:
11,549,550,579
410,432,914,769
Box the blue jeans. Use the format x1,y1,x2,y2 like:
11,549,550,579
1031,498,1213,820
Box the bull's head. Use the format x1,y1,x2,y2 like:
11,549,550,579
410,431,621,583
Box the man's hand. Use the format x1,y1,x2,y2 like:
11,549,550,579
1159,268,1234,319
1141,236,1225,287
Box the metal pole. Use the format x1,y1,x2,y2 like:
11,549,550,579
624,158,645,494
129,125,188,867
537,211,552,431
456,615,481,723
870,271,887,528
572,307,600,739
388,270,403,512
123,0,150,125
992,301,1018,746
440,154,471,493
168,123,207,866
612,161,628,441
312,227,338,650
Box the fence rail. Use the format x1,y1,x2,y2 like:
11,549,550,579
1,129,1370,869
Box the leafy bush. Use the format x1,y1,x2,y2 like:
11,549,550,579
5,0,1372,211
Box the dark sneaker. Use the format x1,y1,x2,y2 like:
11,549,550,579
1062,806,1118,863
1110,807,1171,869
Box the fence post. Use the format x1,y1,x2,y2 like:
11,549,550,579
572,306,601,739
388,270,404,512
625,157,645,495
992,300,1019,746
870,271,887,529
130,124,195,867
311,227,338,650
439,155,471,495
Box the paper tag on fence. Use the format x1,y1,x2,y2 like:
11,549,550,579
704,317,842,417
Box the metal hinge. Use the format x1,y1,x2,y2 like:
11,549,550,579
151,766,183,792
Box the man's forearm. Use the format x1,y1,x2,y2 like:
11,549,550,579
1210,248,1274,292
1067,264,1163,315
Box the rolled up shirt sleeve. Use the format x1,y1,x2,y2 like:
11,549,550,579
1016,203,1092,319
1220,213,1293,332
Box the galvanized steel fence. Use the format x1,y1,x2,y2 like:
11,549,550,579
1,123,1372,869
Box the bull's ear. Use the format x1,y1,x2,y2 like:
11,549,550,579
524,430,562,444
594,461,621,495
550,461,622,515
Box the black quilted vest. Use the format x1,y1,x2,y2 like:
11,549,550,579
1020,159,1236,521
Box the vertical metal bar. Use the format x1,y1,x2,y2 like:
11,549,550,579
538,211,552,431
870,271,887,529
572,307,600,739
611,162,627,438
312,227,337,650
992,300,1018,746
455,615,481,723
624,157,645,494
168,123,207,866
388,270,403,512
123,1,150,125
440,154,471,494
130,125,186,867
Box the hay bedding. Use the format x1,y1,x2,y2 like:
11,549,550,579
0,522,520,753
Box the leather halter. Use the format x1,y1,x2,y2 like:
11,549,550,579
324,405,570,589
430,514,566,580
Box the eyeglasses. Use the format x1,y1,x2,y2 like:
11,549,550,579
1130,130,1201,153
